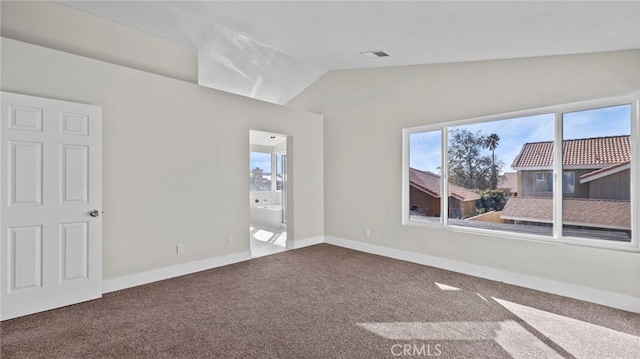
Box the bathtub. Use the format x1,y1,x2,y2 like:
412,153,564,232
250,204,284,228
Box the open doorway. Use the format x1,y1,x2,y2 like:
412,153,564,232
249,130,289,258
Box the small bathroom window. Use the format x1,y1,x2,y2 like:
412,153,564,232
250,151,272,192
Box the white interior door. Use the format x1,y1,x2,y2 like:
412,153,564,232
1,92,102,320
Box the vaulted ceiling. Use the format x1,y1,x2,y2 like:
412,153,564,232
60,1,640,104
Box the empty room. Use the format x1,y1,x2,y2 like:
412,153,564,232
1,1,639,358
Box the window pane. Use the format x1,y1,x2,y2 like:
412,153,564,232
533,172,553,193
562,104,632,242
250,152,271,192
448,114,555,236
276,154,285,190
533,172,574,193
562,172,575,194
409,130,442,222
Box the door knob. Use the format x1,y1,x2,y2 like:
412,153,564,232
89,210,100,217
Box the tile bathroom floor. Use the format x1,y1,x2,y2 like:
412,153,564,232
250,224,287,258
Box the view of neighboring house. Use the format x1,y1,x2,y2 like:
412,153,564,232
409,168,481,218
498,172,518,197
501,135,631,232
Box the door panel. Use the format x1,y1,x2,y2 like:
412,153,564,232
9,141,43,206
1,92,102,320
61,145,89,204
60,112,89,136
9,225,43,290
9,105,43,132
61,222,89,281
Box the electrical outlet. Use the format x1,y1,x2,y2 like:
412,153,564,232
364,228,371,237
176,243,185,254
227,236,234,246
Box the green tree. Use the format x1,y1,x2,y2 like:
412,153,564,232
484,133,500,189
479,189,508,212
448,129,493,190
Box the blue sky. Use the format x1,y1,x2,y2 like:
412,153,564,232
250,152,285,175
250,152,272,173
410,104,631,174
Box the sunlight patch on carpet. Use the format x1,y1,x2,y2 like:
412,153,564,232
435,282,461,291
357,321,562,358
493,297,640,359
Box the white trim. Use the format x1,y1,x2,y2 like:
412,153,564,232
632,98,639,248
442,128,450,226
324,236,640,313
402,128,411,225
580,163,631,184
102,237,324,295
499,215,553,224
515,165,611,171
286,236,324,249
102,251,252,294
512,166,553,171
101,236,639,313
563,164,611,170
553,112,564,239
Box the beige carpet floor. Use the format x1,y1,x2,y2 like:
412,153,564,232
2,244,639,358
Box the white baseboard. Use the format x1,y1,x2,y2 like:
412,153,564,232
325,236,640,313
102,251,252,294
102,235,324,294
101,235,639,313
286,236,325,249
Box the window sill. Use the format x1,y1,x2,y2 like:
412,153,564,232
403,218,639,253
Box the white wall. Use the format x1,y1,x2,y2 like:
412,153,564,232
289,51,640,310
1,1,198,83
1,37,324,280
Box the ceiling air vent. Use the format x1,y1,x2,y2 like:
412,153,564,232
361,50,390,58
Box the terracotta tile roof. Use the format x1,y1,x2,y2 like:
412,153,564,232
409,168,481,201
579,160,631,184
511,135,631,168
500,196,630,230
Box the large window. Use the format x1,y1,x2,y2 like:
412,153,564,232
404,96,638,250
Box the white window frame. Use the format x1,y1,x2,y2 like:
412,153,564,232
275,151,286,192
402,93,639,252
